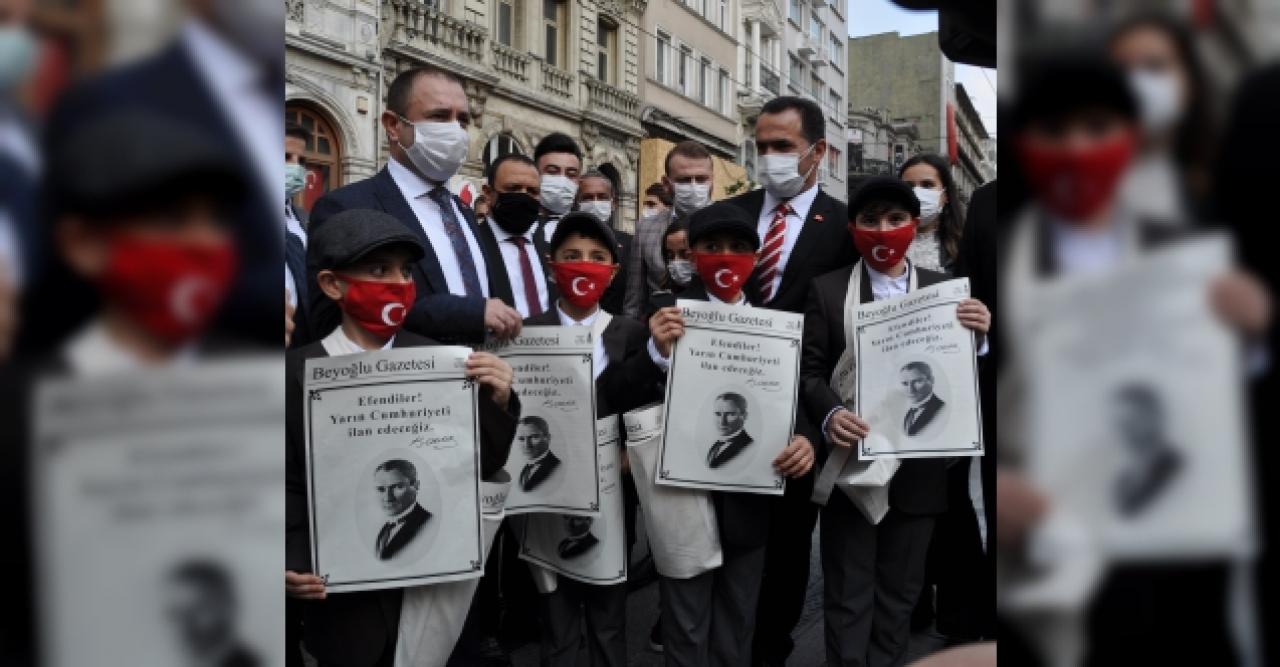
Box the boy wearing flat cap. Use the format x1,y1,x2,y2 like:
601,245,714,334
283,208,519,667
800,176,990,666
647,201,815,666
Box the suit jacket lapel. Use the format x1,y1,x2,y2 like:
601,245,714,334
600,317,626,364
373,168,450,294
774,190,832,301
474,216,515,304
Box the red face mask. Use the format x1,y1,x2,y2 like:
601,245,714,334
551,261,613,309
850,222,917,273
336,275,416,338
99,235,237,345
693,252,755,303
1016,132,1136,221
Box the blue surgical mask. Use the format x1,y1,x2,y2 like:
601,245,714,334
0,27,37,92
285,163,306,197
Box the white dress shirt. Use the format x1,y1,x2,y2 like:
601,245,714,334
387,158,490,298
321,324,395,356
183,20,280,208
757,182,820,299
63,320,198,376
557,304,608,381
498,221,550,317
542,217,561,245
1049,217,1127,275
284,202,307,310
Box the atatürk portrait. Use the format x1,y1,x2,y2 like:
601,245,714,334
373,458,433,560
1112,384,1182,517
706,392,753,468
899,361,945,437
517,416,561,492
163,560,259,667
558,515,600,559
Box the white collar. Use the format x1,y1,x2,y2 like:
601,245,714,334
182,19,258,99
285,202,306,242
321,324,395,356
556,302,600,327
762,181,820,220
494,217,538,243
866,263,911,293
716,427,745,442
909,393,935,409
63,320,198,376
387,156,441,200
528,449,551,466
386,502,417,524
707,291,748,306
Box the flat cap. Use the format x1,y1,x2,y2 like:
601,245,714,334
308,209,425,270
50,109,247,218
687,201,760,250
849,176,921,219
550,211,621,263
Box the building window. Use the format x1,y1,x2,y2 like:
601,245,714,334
285,105,344,212
788,54,803,88
543,0,566,67
827,145,842,179
828,90,842,115
497,0,521,46
656,31,670,85
809,14,822,42
483,134,524,171
718,0,726,29
700,57,711,105
597,18,618,84
720,67,730,114
679,46,691,95
810,72,822,98
788,0,802,24
828,34,842,64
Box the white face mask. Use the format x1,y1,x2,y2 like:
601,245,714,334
667,259,695,286
580,200,613,224
641,206,661,220
1129,69,1183,136
540,174,578,215
913,186,943,224
672,182,712,215
397,116,470,183
758,143,818,199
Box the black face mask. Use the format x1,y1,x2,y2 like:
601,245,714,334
490,191,541,236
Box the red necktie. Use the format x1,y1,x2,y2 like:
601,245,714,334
509,236,544,317
757,203,789,303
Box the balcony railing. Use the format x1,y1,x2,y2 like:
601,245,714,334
385,0,486,64
584,75,641,123
491,42,531,81
541,62,574,98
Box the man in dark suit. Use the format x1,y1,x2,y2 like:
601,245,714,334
516,416,561,492
532,133,584,245
1112,384,1181,517
372,459,434,560
900,361,946,437
477,154,556,318
285,121,312,348
558,516,601,560
708,392,754,468
573,170,631,315
305,65,521,346
164,560,261,667
720,95,854,666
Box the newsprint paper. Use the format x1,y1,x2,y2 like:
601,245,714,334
305,346,483,593
483,326,600,516
520,417,628,584
657,299,803,495
855,278,984,459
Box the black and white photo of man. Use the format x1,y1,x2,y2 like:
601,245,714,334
1112,384,1182,517
557,515,600,559
373,459,433,560
706,392,754,468
900,361,946,437
163,560,259,667
517,416,561,492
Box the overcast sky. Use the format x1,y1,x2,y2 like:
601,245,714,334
846,0,997,137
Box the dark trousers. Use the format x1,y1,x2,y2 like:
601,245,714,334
821,493,935,667
752,475,820,665
932,459,994,640
538,579,628,667
659,543,766,667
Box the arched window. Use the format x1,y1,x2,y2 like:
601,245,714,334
482,134,524,172
285,104,343,211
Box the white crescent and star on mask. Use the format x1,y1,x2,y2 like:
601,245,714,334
381,302,407,326
871,245,893,263
169,276,213,325
570,276,594,296
713,269,738,289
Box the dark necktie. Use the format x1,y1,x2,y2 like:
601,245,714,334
376,521,396,558
905,407,919,432
508,236,544,317
708,441,726,466
427,187,483,297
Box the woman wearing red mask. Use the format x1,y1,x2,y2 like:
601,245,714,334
284,208,521,667
799,177,989,667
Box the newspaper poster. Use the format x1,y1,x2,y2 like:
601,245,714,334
519,418,627,584
1023,236,1253,560
305,346,483,593
483,326,599,516
657,299,803,494
32,358,285,667
855,278,983,458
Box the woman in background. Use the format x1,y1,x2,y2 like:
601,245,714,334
898,153,965,273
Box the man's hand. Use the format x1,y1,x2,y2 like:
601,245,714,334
1210,270,1272,339
774,434,815,478
485,299,524,340
996,469,1049,551
286,571,326,600
825,409,869,449
285,289,296,348
648,306,685,358
467,352,514,409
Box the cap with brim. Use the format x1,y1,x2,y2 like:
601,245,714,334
1011,51,1137,130
687,201,760,250
308,208,426,271
549,211,621,263
848,176,920,219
